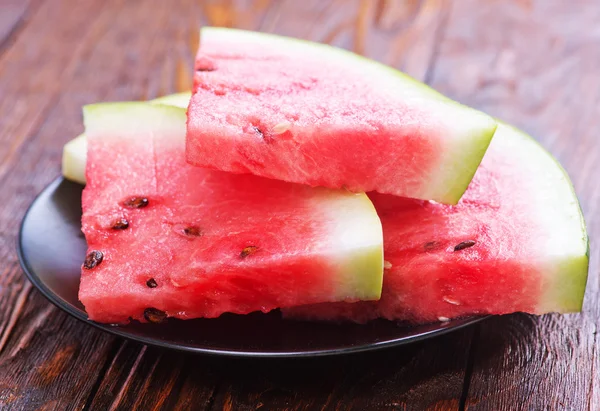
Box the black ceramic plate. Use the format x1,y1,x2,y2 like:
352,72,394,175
18,178,485,357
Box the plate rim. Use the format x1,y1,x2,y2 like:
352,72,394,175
17,177,487,358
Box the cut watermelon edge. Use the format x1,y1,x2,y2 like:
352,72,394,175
420,105,498,204
195,27,499,204
79,103,386,322
499,121,589,313
200,27,446,101
62,92,191,185
324,192,384,300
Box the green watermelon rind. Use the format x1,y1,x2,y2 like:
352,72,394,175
528,123,587,311
199,27,498,204
62,134,88,184
62,92,191,185
340,244,385,300
324,192,384,300
498,121,589,313
423,118,496,205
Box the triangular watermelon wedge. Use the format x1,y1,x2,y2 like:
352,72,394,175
186,28,497,204
286,123,589,323
79,103,384,324
62,91,191,185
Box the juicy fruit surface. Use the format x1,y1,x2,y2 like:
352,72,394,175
62,92,191,185
286,123,588,323
187,28,497,204
79,103,383,324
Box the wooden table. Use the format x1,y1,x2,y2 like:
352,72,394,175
1,1,598,409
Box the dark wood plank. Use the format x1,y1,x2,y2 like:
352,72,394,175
428,1,600,409
208,330,474,411
85,328,473,411
0,2,125,410
0,0,43,56
84,342,214,411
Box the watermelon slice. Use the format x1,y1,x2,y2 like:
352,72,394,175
62,92,191,184
286,123,589,323
186,28,497,204
79,103,384,324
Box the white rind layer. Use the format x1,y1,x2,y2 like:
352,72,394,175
319,192,384,300
62,92,191,184
496,123,588,312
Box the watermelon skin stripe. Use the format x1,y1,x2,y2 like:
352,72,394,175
186,27,497,205
285,123,589,323
78,103,384,324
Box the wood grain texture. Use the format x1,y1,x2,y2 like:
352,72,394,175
0,0,597,410
208,330,472,411
0,0,41,55
0,2,122,410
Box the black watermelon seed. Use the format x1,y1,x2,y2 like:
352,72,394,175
83,250,103,269
424,241,439,251
146,278,158,288
122,197,149,208
196,66,216,72
252,126,264,138
144,308,167,323
240,246,259,258
183,226,202,237
111,218,129,230
454,240,476,251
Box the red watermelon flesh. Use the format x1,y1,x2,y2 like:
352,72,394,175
285,123,589,324
186,28,497,205
79,103,384,324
